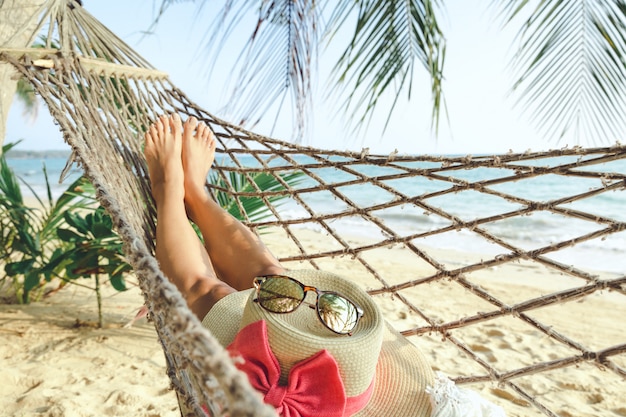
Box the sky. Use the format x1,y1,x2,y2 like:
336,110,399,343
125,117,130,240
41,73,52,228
5,1,566,155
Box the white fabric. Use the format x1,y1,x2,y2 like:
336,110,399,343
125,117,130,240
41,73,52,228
427,372,507,417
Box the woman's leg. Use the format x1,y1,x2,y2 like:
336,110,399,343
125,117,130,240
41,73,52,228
145,114,235,319
181,117,285,291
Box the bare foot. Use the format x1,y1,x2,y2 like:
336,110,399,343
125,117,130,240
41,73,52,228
181,117,216,218
144,114,184,203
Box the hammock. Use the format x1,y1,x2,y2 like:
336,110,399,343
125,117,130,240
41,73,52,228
1,1,625,416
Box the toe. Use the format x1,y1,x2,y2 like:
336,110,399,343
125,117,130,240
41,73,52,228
197,122,207,139
206,127,215,142
149,124,158,141
183,117,198,141
170,114,183,137
156,118,165,137
186,116,198,130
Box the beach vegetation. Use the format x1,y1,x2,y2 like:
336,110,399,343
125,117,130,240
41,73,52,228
54,206,132,328
210,170,305,223
151,0,626,145
0,142,98,303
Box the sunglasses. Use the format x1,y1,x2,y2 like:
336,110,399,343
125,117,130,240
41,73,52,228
253,275,364,336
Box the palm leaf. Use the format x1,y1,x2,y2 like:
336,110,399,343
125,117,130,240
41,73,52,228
321,0,446,135
209,170,304,223
207,0,319,142
154,1,445,141
496,0,626,144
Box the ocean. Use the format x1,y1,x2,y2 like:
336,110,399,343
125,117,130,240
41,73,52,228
4,154,83,200
5,153,625,275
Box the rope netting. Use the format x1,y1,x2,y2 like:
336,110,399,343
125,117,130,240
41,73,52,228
1,1,624,416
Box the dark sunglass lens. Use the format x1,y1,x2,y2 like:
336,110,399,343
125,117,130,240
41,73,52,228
258,277,304,313
317,294,359,334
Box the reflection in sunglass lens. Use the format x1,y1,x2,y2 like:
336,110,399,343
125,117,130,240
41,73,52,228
318,293,359,334
258,277,304,313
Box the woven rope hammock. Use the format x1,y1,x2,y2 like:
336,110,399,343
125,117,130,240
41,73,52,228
2,1,625,416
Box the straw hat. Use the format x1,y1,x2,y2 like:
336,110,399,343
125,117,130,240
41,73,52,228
202,269,434,416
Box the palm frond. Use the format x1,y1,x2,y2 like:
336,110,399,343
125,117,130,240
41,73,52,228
326,0,446,136
496,0,626,145
153,1,445,142
196,0,320,143
209,170,304,223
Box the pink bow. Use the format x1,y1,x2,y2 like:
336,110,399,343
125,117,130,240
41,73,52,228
228,321,365,417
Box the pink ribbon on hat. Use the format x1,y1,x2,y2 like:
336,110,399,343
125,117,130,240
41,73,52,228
227,320,374,417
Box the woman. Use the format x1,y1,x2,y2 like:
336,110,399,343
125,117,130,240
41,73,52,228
144,114,506,417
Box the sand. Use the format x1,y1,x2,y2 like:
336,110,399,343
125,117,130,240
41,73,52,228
1,228,624,417
0,283,179,417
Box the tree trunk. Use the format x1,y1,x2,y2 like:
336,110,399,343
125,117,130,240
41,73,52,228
0,0,48,151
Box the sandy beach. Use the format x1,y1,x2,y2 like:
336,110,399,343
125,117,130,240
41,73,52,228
1,228,624,417
0,284,179,417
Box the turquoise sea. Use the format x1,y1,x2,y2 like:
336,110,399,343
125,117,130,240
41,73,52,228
5,153,626,274
5,154,83,199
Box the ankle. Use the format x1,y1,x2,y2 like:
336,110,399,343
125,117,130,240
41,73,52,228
184,189,211,219
152,181,184,202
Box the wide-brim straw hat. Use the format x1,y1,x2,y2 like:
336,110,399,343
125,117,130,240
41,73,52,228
202,269,434,416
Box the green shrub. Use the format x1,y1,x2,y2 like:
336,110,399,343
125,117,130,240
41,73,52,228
0,143,101,303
